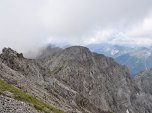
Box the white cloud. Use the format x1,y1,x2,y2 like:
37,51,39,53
83,29,116,45
126,14,152,38
0,0,152,53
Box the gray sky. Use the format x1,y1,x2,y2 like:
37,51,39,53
0,0,152,53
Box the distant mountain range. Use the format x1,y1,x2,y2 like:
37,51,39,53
88,44,132,58
88,44,152,75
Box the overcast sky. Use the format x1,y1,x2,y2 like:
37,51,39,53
0,0,152,53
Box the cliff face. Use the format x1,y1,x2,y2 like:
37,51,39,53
134,69,152,113
42,46,135,113
0,46,152,113
135,69,152,94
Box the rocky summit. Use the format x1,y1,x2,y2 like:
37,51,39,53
0,46,152,113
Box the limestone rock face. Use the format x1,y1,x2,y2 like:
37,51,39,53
43,46,136,113
132,69,152,113
135,69,152,94
0,46,152,113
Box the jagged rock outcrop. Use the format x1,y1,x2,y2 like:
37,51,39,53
135,69,152,94
0,46,152,113
131,69,152,113
42,46,136,113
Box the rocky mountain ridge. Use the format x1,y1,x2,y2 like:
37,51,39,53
0,46,152,113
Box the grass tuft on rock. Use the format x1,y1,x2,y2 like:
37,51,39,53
0,79,63,113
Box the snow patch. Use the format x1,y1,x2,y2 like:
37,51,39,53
126,109,129,113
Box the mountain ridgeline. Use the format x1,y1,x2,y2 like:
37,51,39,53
0,46,152,113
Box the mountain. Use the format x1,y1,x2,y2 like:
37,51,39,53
134,69,152,112
135,68,152,95
115,47,152,75
88,44,131,58
88,44,152,75
0,46,152,113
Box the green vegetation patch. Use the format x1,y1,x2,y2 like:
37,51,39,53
0,79,63,113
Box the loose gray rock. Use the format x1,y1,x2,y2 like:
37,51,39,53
0,95,40,113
